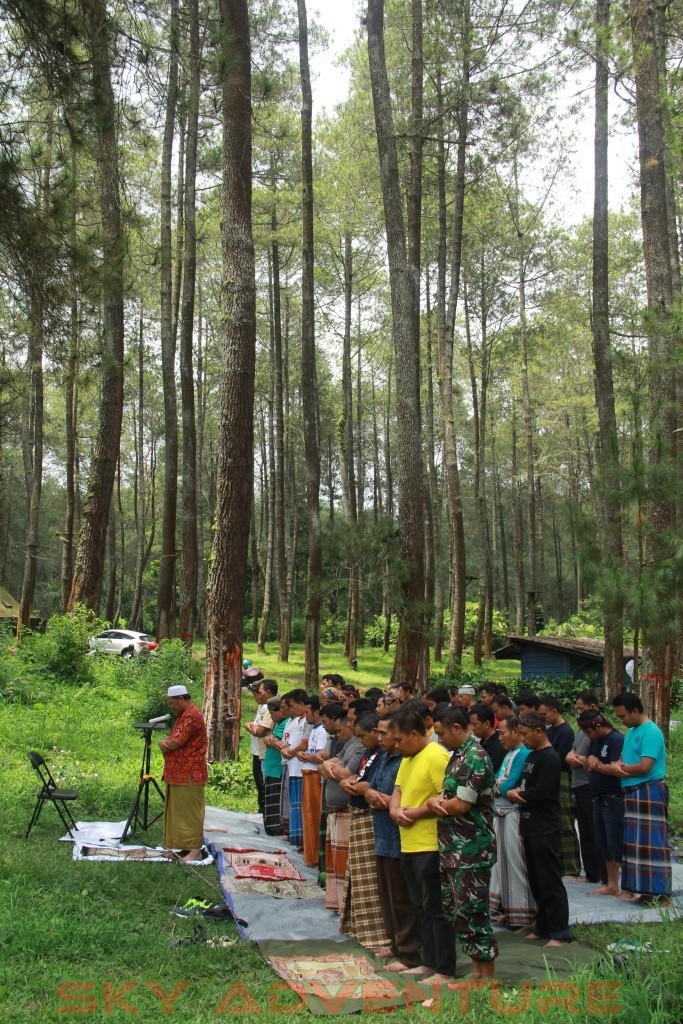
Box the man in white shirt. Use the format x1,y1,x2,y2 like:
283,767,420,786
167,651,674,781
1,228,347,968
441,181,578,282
244,679,276,815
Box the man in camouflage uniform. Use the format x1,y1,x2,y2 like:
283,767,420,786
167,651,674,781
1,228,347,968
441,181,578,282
427,705,498,980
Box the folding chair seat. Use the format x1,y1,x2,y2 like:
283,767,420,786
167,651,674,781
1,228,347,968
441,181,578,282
26,750,79,839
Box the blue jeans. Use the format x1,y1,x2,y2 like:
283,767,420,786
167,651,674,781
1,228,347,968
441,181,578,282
400,851,456,975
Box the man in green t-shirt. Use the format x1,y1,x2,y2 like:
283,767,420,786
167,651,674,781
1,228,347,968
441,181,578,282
262,698,290,836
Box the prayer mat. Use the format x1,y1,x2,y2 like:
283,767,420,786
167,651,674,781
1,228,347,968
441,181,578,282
73,843,214,865
224,877,325,900
456,928,601,983
228,849,302,881
258,938,430,1014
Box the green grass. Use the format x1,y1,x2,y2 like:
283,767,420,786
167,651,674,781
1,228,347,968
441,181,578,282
1,643,681,1023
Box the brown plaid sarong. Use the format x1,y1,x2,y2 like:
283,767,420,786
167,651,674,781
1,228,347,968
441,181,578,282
340,807,389,950
325,807,351,912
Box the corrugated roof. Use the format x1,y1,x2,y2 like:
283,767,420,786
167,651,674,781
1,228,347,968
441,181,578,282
495,634,635,661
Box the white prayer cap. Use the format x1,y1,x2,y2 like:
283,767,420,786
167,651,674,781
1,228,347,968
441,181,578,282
167,684,189,697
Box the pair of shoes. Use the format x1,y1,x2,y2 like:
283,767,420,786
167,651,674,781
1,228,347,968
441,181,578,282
206,936,236,949
172,898,212,918
202,904,233,921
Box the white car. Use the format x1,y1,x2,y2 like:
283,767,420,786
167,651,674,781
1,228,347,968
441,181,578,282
88,629,159,658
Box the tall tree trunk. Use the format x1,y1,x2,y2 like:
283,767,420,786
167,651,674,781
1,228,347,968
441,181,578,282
258,306,276,652
20,297,44,627
368,0,426,687
204,0,255,761
592,0,624,699
511,404,525,633
195,300,207,637
297,0,322,688
339,233,359,663
630,0,676,730
157,0,180,640
178,0,201,649
272,211,290,661
61,159,79,613
68,0,125,612
436,57,467,669
129,305,147,631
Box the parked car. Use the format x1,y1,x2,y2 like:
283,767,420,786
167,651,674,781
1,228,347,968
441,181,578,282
88,629,159,658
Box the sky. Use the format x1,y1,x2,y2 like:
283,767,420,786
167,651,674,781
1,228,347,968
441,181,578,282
307,1,637,219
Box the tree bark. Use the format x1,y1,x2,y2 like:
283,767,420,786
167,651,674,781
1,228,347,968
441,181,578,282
367,0,426,688
68,0,125,613
178,0,201,649
204,0,255,761
156,0,180,640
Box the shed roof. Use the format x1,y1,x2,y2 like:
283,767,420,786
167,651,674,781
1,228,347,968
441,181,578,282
494,634,635,661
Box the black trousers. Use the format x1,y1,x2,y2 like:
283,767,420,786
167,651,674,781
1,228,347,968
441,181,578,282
252,754,265,816
522,833,570,941
376,855,422,967
400,851,456,976
573,784,607,883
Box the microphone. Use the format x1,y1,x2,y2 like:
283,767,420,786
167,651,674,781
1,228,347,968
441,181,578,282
149,714,171,725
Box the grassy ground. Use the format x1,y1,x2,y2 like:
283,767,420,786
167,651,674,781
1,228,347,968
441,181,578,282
2,644,681,1023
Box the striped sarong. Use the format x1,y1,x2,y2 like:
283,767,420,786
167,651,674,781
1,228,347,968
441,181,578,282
340,807,389,950
263,775,284,836
622,780,672,897
163,783,205,850
489,807,536,927
559,776,581,876
302,771,323,867
288,776,303,847
325,807,351,912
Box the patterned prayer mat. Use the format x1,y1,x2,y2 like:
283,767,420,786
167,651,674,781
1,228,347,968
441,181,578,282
73,843,213,864
223,876,324,900
258,939,429,1014
228,849,302,881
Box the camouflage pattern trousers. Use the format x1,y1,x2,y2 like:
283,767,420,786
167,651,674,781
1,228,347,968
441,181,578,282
440,865,498,962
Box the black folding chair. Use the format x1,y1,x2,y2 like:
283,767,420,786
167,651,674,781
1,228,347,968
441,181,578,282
26,750,79,838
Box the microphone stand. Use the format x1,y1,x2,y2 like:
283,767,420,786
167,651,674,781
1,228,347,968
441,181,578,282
121,721,167,842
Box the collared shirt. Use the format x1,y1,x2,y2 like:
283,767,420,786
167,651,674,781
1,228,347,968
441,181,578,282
301,722,328,772
325,737,364,809
250,703,273,759
371,750,403,858
621,719,666,788
162,702,208,785
264,719,288,779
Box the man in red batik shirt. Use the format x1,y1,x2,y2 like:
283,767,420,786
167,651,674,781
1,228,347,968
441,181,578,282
159,684,208,861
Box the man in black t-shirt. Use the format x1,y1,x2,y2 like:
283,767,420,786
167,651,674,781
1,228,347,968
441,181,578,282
579,710,625,897
507,710,571,946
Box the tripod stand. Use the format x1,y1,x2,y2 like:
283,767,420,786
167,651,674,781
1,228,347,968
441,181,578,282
121,722,166,842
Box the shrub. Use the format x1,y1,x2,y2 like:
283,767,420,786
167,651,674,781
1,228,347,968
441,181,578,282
11,605,103,687
207,757,254,799
442,603,509,648
364,615,399,648
113,639,204,722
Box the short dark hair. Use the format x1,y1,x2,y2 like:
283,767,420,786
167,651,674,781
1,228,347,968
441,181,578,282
399,683,414,695
516,689,540,709
612,691,643,714
491,695,513,710
391,708,427,736
539,694,560,712
260,679,278,696
322,673,345,687
285,688,308,704
435,705,468,730
500,714,520,731
303,694,321,711
576,690,599,706
519,710,547,730
479,682,500,697
320,703,345,721
578,709,608,729
468,702,495,725
426,687,450,704
356,711,379,732
348,698,374,717
365,687,384,703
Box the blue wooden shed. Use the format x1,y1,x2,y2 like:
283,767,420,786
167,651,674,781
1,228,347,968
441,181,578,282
494,634,634,686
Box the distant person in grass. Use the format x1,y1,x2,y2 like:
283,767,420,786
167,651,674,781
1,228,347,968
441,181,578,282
159,684,208,862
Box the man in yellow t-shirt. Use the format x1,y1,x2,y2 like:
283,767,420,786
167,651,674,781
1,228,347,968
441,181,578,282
389,707,455,980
